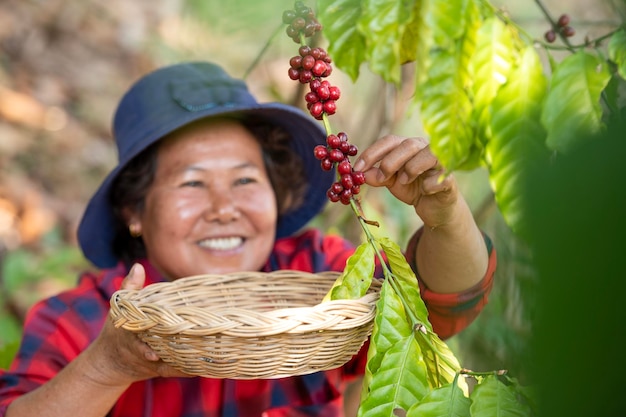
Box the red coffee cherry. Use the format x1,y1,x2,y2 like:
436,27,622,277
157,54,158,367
557,14,570,27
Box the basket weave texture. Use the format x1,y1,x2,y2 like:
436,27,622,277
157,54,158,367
109,270,381,379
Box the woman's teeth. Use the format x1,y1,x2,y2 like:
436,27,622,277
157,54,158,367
199,237,243,250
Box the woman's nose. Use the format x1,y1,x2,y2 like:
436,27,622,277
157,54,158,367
204,192,240,222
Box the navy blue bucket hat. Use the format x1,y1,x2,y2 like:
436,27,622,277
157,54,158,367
77,61,334,268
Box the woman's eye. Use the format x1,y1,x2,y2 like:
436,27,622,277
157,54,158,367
181,180,203,187
236,177,256,185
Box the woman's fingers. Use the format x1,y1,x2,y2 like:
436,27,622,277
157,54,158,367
353,135,406,172
121,263,145,290
355,136,435,184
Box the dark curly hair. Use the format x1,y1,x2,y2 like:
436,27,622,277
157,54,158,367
109,116,308,265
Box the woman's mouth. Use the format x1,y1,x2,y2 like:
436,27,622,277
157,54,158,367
198,236,244,251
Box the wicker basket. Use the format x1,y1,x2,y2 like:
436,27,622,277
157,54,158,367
109,270,381,379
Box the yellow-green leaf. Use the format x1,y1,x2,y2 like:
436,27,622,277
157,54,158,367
487,46,550,235
356,0,416,85
426,0,472,49
399,0,430,65
358,335,430,417
470,375,533,417
418,1,480,171
541,50,611,153
407,381,471,417
609,28,626,79
414,329,465,390
322,241,375,302
316,0,366,81
469,17,515,147
360,279,413,406
377,237,431,330
407,0,433,100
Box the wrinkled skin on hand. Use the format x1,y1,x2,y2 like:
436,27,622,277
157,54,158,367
89,264,191,386
354,135,458,229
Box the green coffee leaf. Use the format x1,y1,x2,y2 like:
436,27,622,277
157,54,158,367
469,375,533,417
399,0,430,65
405,0,432,99
602,73,626,118
322,242,375,302
504,375,538,413
316,0,366,81
414,329,465,390
356,0,415,85
609,28,626,79
469,17,515,149
426,0,473,49
407,381,471,417
360,279,413,405
487,46,550,235
419,35,477,170
378,237,431,330
358,335,430,417
541,50,611,153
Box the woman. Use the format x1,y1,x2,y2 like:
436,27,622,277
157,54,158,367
0,61,496,417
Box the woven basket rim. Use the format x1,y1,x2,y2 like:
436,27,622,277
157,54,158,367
108,270,381,378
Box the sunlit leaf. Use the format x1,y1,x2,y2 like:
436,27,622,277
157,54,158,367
323,242,375,302
541,50,611,153
377,237,430,330
399,0,430,65
602,74,626,120
356,0,416,84
360,279,413,405
426,0,472,49
414,329,465,390
419,50,474,171
405,0,432,99
316,0,366,81
358,335,430,417
470,375,533,416
487,46,550,235
407,381,471,417
418,1,480,171
608,28,626,79
469,17,515,148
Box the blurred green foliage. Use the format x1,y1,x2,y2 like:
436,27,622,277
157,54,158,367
0,228,90,369
524,116,626,416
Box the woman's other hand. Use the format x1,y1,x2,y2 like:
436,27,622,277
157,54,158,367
87,264,191,386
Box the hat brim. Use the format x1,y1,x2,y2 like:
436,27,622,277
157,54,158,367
77,102,334,268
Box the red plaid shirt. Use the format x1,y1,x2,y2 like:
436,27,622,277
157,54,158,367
0,228,496,417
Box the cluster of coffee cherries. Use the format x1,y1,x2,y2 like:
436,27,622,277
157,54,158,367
284,1,365,205
313,133,366,204
282,1,322,43
288,46,337,119
544,14,575,43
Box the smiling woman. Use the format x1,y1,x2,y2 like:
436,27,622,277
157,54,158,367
126,118,279,277
110,116,308,270
0,61,495,417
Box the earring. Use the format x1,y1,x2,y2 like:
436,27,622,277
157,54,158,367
129,223,142,238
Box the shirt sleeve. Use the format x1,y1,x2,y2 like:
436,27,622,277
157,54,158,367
276,228,496,341
405,227,497,340
0,274,107,414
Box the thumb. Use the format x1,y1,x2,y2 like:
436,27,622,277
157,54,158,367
122,263,146,290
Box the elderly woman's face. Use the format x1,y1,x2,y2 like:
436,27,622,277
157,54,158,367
129,118,278,279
